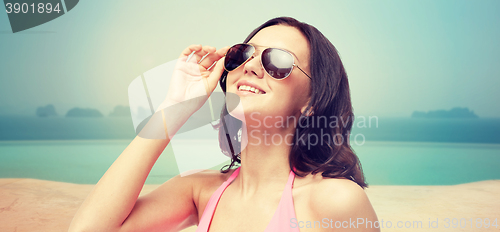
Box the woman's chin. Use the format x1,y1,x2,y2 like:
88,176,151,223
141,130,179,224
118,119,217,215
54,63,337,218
227,102,246,122
225,98,258,122
228,105,271,122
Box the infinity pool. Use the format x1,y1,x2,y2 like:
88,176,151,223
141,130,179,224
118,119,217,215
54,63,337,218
0,140,499,185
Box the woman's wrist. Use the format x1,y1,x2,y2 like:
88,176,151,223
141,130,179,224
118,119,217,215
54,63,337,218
136,102,195,140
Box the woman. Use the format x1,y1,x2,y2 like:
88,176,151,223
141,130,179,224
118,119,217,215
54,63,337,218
69,17,379,232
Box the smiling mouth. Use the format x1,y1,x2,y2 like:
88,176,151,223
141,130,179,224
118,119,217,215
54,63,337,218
238,85,266,94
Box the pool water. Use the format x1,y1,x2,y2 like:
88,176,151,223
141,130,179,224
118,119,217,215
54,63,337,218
0,140,498,185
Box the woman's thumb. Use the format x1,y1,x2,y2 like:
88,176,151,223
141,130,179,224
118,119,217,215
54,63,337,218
206,56,226,92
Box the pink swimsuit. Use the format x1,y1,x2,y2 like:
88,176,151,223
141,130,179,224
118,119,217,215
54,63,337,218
195,167,300,232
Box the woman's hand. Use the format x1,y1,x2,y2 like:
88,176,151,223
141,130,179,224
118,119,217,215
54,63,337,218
159,44,229,114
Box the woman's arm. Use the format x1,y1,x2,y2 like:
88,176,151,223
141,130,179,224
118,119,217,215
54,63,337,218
68,45,228,232
68,134,176,232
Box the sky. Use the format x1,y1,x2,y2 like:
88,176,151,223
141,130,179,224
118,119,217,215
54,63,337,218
0,0,499,117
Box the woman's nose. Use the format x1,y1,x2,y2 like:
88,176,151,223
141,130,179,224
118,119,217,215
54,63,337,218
243,53,264,78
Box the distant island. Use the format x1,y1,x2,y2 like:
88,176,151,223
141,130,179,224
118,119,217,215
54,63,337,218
66,107,103,117
411,107,478,119
36,104,57,117
109,105,130,117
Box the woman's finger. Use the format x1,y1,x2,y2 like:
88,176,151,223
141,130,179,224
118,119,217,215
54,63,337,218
205,56,226,93
216,46,230,57
198,53,219,70
190,45,215,65
198,46,218,69
199,46,230,71
188,48,209,64
180,46,203,64
178,44,202,60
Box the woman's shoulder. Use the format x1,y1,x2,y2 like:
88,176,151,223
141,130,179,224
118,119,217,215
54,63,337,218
296,172,376,220
178,168,238,196
312,176,367,205
182,168,238,214
162,168,237,199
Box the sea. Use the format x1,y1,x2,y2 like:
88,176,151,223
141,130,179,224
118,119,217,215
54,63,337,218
0,115,499,185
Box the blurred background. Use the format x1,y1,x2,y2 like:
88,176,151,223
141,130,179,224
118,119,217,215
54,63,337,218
1,0,499,185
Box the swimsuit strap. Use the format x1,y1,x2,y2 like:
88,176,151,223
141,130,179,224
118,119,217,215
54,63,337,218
196,167,241,231
226,166,241,184
264,168,299,232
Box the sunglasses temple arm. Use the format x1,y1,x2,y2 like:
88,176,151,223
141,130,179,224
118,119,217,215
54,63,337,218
295,65,312,80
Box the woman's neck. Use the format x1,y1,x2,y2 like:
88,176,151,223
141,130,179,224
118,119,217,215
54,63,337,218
232,123,296,198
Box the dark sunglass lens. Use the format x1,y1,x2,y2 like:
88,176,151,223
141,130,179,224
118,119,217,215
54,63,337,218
224,44,254,71
261,49,294,79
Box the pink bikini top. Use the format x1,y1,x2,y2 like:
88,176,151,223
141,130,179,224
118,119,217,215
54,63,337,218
195,167,300,232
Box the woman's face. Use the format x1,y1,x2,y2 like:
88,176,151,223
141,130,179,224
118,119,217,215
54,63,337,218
226,25,312,126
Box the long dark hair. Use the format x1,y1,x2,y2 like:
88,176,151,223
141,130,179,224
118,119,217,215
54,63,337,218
214,17,367,188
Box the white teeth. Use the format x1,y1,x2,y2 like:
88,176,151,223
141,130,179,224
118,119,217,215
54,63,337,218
238,85,264,94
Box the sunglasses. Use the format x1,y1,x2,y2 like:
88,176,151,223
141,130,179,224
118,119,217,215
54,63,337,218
223,43,311,80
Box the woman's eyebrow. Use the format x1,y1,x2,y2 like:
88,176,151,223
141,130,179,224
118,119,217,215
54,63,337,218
248,43,301,62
